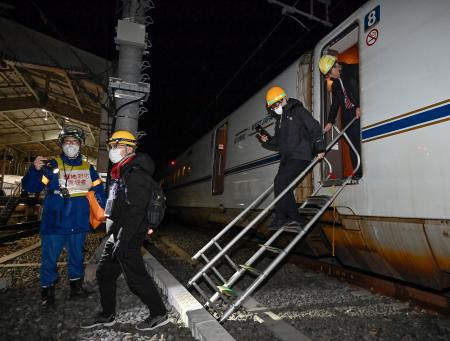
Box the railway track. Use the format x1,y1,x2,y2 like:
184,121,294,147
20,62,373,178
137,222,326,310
0,221,40,244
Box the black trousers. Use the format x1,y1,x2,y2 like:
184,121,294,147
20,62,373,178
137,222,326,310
96,234,166,317
342,107,362,177
274,158,310,222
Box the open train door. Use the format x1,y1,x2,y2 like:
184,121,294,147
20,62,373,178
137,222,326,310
320,24,362,181
211,122,228,195
296,53,314,202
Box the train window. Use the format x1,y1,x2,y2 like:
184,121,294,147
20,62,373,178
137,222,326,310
212,122,228,195
321,23,362,183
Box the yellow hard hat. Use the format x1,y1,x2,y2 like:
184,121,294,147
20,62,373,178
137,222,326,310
107,130,137,147
266,86,287,107
319,55,337,75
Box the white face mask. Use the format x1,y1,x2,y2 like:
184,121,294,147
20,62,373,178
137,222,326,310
109,149,124,164
63,144,80,158
274,106,283,115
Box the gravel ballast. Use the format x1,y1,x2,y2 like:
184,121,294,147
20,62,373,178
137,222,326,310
2,222,450,340
0,229,194,340
147,222,450,341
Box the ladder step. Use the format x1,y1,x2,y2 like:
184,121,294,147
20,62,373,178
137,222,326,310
193,282,220,313
239,264,262,275
311,195,332,199
282,225,303,233
298,207,320,215
320,179,346,187
258,244,282,253
217,285,238,297
304,195,331,206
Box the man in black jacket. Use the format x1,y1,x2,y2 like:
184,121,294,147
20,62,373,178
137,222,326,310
81,130,169,331
319,55,362,177
259,86,325,230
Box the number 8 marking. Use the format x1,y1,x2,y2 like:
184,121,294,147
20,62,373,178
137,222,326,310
367,10,377,27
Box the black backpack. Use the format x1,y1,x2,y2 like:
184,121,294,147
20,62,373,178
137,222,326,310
146,176,166,227
122,166,166,228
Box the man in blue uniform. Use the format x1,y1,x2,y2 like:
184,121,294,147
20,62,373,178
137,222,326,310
22,125,106,307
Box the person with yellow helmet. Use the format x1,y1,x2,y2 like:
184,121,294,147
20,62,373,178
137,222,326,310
259,86,325,230
81,130,169,331
319,54,362,177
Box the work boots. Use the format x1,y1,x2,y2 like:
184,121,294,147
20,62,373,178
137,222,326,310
41,285,55,307
69,278,90,299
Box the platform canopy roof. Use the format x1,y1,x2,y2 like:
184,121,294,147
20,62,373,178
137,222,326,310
0,17,112,163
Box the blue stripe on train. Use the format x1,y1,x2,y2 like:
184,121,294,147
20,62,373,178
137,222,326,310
225,153,280,175
362,102,450,141
168,102,450,191
165,153,280,191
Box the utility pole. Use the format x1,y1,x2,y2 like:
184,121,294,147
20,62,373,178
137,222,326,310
109,0,153,136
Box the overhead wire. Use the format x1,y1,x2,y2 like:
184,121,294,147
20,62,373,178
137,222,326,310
186,0,301,138
255,0,348,83
169,0,346,160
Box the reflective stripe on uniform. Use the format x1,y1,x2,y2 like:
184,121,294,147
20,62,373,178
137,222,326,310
55,157,90,172
69,192,89,197
41,175,49,185
92,178,102,187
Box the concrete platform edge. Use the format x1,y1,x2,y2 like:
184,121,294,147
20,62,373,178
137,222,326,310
142,249,235,341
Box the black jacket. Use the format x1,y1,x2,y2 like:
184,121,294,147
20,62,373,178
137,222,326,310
262,98,325,160
327,63,360,125
110,153,155,249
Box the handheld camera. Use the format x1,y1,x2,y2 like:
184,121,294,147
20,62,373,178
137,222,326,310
255,124,270,139
44,159,60,174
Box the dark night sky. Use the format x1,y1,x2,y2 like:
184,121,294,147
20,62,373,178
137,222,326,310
1,0,367,164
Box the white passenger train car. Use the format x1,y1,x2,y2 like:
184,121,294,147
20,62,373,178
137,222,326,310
161,0,450,290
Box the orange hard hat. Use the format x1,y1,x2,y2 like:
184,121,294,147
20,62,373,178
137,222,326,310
266,86,287,107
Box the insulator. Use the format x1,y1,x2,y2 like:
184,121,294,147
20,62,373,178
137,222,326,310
140,73,150,83
143,15,154,25
141,61,151,71
137,131,148,139
138,107,148,117
144,0,155,11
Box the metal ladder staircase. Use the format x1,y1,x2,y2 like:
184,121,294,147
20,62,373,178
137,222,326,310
0,183,22,225
0,196,20,225
187,118,361,323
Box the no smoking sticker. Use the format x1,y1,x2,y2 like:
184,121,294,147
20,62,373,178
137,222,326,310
366,28,379,46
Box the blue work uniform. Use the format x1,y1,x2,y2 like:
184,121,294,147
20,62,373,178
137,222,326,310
22,153,106,287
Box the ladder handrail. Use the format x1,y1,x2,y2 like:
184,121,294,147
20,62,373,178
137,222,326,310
188,116,359,286
192,184,274,260
192,155,332,261
220,171,352,322
333,125,361,177
208,124,362,308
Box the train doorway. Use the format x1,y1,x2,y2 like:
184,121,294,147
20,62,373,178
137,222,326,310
320,24,362,181
212,122,228,195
